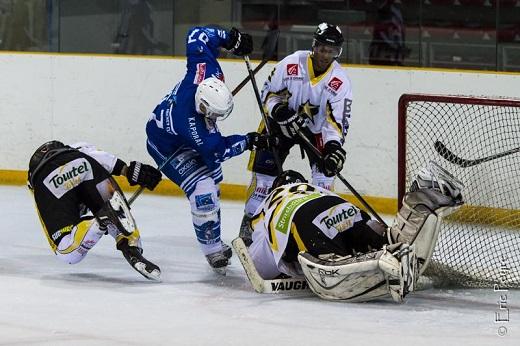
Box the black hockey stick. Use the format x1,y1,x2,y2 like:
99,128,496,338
243,55,283,173
434,140,520,168
128,152,175,205
128,31,280,206
232,30,279,96
296,130,388,227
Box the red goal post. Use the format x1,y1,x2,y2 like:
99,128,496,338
398,93,520,288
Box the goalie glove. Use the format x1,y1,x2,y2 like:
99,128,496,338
246,132,279,151
225,27,253,56
272,103,308,139
126,161,162,190
322,141,346,177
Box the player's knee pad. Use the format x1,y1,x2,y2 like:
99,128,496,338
95,178,116,202
298,243,417,302
244,173,276,217
96,190,137,236
311,166,335,191
55,218,105,264
95,189,142,249
189,178,221,248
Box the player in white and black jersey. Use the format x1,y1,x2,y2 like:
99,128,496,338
28,140,163,281
247,171,387,280
245,165,464,302
241,23,353,244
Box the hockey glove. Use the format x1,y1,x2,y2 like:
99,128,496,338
225,27,253,56
322,141,346,177
126,161,162,190
246,132,279,151
272,103,308,139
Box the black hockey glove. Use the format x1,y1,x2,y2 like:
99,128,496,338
246,132,279,151
126,161,162,190
225,27,253,56
322,141,346,177
272,103,308,139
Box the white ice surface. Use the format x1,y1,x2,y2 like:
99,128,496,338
0,185,518,346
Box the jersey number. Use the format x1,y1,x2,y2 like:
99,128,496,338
188,29,209,45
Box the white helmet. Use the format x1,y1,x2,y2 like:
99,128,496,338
195,77,234,120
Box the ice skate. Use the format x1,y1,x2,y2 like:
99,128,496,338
117,239,161,281
206,250,229,275
221,241,233,260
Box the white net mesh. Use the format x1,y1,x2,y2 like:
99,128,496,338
400,94,520,288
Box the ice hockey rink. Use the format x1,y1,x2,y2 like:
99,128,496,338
0,185,518,346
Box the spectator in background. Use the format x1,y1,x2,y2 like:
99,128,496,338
368,0,410,66
2,0,48,51
113,0,168,55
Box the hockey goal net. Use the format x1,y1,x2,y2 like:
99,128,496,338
398,94,520,288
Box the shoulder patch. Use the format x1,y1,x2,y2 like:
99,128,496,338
286,64,299,76
328,77,343,91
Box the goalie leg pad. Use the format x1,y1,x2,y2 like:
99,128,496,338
298,245,416,302
389,189,461,275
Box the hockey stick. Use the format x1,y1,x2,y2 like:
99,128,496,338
434,140,520,168
296,130,389,228
243,55,283,173
232,30,279,96
232,237,309,293
128,32,281,206
127,153,175,205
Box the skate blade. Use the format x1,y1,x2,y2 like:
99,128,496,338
134,262,162,282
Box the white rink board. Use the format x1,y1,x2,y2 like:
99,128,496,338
1,52,520,198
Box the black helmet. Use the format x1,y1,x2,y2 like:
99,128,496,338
29,140,66,173
313,22,344,47
272,170,307,189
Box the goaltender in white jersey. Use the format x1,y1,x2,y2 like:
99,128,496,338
240,164,464,302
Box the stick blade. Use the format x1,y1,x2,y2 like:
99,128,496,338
232,237,266,293
434,140,472,167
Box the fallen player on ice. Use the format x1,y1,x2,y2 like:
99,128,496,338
233,162,464,302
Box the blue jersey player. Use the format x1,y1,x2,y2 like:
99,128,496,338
146,26,275,273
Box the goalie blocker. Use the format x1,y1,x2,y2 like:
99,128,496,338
235,162,464,302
